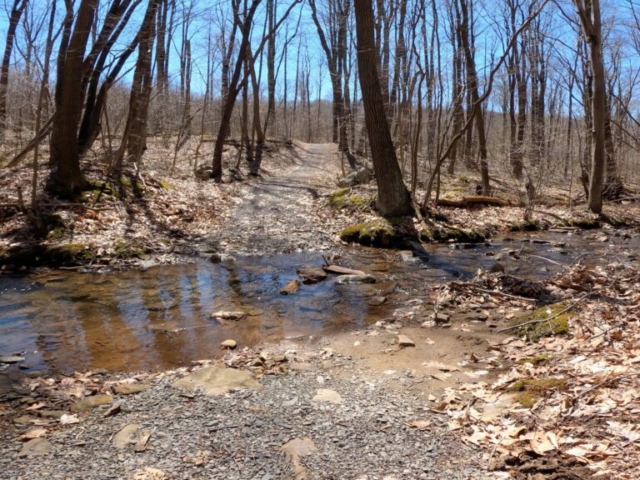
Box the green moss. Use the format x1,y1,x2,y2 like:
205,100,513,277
510,302,574,342
518,354,551,366
564,217,601,229
329,188,373,211
419,226,486,244
158,179,173,190
510,220,541,232
419,228,434,242
508,377,566,407
339,219,400,247
46,226,67,240
437,227,486,243
28,212,65,239
114,241,149,258
48,244,96,265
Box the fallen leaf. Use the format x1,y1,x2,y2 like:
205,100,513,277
407,420,432,430
20,428,47,441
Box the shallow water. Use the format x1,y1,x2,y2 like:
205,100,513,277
1,231,635,374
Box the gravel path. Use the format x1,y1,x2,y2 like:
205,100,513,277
1,352,499,480
211,142,342,255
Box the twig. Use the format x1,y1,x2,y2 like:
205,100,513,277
496,292,591,334
572,373,640,402
0,202,107,211
528,254,565,267
449,281,538,303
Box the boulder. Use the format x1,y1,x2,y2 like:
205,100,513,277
338,168,372,187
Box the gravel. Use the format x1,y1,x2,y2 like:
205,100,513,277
0,357,500,480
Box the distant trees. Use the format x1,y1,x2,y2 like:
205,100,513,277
0,0,637,216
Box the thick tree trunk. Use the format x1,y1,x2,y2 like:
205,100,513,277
354,0,412,217
575,0,606,213
48,0,98,196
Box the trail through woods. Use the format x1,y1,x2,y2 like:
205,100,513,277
212,142,343,255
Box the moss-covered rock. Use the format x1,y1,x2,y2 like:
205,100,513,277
328,188,373,211
508,377,566,407
564,217,601,230
48,244,97,265
510,220,541,232
420,227,486,243
158,179,173,190
510,302,574,342
114,241,150,258
0,243,97,268
339,219,400,247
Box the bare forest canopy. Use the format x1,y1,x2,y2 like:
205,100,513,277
0,0,638,213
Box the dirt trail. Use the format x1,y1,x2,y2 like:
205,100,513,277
212,142,343,255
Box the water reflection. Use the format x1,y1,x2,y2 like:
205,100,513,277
0,232,631,374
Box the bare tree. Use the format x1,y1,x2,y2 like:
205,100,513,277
354,0,412,217
0,0,27,142
574,0,606,213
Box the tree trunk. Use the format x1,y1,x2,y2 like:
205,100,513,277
457,0,490,194
575,0,606,213
0,0,27,142
48,0,98,196
354,0,412,217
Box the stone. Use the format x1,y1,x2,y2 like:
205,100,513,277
113,383,151,395
70,394,113,412
490,263,505,273
172,366,263,396
367,296,386,306
297,268,328,284
335,274,377,285
397,251,420,263
210,311,246,322
338,167,372,187
312,389,343,405
0,355,25,364
397,335,416,347
221,339,237,349
280,279,301,295
113,423,140,449
432,313,450,323
38,410,66,420
18,438,52,457
209,253,235,263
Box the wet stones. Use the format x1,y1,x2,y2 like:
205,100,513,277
297,268,327,284
280,279,301,295
210,311,246,324
0,355,25,364
335,274,377,285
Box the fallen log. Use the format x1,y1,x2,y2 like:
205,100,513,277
436,196,510,208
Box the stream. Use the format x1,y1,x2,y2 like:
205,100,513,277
1,231,636,374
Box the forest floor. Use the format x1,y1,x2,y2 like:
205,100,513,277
1,140,640,479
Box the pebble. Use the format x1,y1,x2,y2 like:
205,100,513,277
0,361,491,479
221,339,237,349
397,335,416,347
